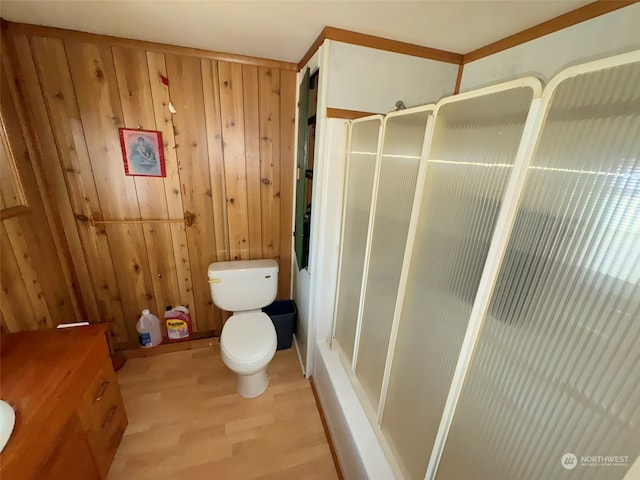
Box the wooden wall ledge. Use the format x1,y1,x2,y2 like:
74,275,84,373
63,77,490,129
299,26,463,71
0,205,31,220
464,0,638,63
326,108,380,120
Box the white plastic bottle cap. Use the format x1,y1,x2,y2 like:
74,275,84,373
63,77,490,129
142,309,150,315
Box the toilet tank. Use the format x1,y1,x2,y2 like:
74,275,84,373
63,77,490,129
208,259,279,312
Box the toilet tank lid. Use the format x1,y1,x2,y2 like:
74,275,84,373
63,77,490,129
208,259,278,278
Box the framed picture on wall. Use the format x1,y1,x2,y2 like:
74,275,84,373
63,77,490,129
119,128,166,177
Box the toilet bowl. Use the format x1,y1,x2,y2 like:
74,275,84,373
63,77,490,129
208,259,279,398
220,312,277,398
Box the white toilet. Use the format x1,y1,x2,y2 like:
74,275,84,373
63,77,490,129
208,259,279,398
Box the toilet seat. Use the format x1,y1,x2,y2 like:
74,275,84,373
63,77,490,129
220,312,277,374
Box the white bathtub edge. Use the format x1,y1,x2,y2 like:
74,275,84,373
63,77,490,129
313,341,396,480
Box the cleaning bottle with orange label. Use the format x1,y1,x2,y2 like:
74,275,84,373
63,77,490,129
164,305,192,341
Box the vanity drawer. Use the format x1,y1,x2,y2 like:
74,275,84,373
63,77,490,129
85,401,127,479
78,358,128,478
79,358,118,415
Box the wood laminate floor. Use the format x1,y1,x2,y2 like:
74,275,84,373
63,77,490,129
107,343,338,480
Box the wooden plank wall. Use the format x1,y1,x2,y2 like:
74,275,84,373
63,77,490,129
1,24,296,349
0,51,81,333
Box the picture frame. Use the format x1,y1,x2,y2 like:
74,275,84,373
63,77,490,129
118,128,166,178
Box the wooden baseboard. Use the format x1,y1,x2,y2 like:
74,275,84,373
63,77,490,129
309,376,345,480
120,333,218,358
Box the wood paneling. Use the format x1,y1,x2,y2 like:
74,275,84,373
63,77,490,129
218,61,251,261
259,67,282,261
15,34,105,329
66,40,156,344
112,46,181,327
1,23,296,348
147,51,197,326
278,71,296,299
0,48,80,331
165,53,220,333
0,117,28,212
242,65,263,259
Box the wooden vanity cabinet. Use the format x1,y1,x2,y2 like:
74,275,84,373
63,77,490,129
78,355,129,478
36,413,101,480
0,325,127,480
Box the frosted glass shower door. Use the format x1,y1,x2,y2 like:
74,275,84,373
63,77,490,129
380,80,542,480
436,52,640,480
354,106,434,411
333,116,383,361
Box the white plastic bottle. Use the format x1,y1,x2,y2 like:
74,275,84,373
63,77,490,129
136,309,162,348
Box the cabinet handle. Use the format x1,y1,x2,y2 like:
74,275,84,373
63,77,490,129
102,406,117,430
94,380,110,402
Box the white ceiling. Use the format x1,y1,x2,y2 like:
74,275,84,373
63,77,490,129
1,0,593,63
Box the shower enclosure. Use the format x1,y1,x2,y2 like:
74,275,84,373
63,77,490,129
330,50,640,480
